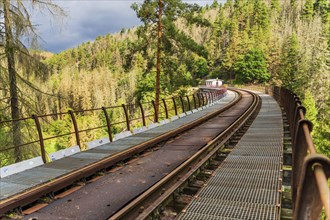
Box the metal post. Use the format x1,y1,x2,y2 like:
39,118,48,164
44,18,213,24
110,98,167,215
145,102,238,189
162,99,168,119
193,94,197,109
201,93,205,106
122,104,131,131
197,93,201,107
152,100,158,123
179,96,185,113
172,97,178,115
186,95,191,111
102,107,113,142
139,102,146,126
32,115,47,163
68,110,81,149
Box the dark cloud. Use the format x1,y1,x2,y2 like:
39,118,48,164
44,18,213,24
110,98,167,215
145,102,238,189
33,1,219,53
34,1,140,53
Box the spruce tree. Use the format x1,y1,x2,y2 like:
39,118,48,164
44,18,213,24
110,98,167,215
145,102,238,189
279,35,301,91
131,0,207,118
1,0,64,162
302,0,315,21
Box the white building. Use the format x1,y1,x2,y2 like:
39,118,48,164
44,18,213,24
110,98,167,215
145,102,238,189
205,79,223,87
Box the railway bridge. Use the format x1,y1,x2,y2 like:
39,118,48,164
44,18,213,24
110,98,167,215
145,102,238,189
0,87,329,220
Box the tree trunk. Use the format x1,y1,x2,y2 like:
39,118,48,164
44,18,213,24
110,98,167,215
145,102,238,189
155,0,162,123
4,0,23,162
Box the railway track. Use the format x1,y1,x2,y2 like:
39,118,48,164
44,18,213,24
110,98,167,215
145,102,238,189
110,89,260,220
1,89,260,219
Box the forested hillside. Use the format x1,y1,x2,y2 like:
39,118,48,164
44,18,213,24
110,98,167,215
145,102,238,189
41,0,329,155
0,0,329,164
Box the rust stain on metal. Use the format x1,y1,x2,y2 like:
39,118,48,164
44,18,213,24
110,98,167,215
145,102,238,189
54,186,83,199
22,203,48,215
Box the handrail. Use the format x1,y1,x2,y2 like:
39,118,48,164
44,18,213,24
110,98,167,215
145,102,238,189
0,88,227,167
271,86,330,219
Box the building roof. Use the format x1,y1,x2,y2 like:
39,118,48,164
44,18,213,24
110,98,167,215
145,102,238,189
205,79,223,82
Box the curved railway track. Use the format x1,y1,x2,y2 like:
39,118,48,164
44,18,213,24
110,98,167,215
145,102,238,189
1,89,261,220
110,89,260,220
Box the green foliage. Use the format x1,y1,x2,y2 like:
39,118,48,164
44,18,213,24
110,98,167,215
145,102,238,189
175,64,193,87
252,0,270,30
233,48,270,84
131,0,209,102
302,0,315,21
43,115,72,152
1,0,329,165
314,0,330,23
211,0,219,9
303,90,318,124
279,35,301,91
271,0,281,13
304,93,330,158
191,56,208,79
136,71,157,102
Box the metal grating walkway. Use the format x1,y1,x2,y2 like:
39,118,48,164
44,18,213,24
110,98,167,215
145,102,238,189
179,94,283,220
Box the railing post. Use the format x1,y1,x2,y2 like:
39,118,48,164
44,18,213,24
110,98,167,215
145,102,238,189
193,94,197,109
68,110,81,149
122,104,131,131
162,99,169,119
102,107,113,142
292,120,313,208
32,114,47,163
294,156,330,220
179,96,185,113
197,93,201,107
186,95,191,111
201,93,205,106
151,100,158,123
206,92,209,105
139,102,146,126
205,92,208,105
172,97,178,116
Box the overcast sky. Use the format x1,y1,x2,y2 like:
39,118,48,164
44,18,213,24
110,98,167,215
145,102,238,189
31,0,223,53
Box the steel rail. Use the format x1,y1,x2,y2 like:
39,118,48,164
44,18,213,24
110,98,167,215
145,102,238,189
0,89,239,215
110,90,260,220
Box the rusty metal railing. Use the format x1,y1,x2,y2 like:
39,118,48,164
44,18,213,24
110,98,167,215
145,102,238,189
0,89,226,167
272,86,330,219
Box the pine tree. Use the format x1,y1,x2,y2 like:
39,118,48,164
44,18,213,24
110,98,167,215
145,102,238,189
211,0,219,9
303,90,318,124
3,0,21,161
279,35,301,91
131,0,207,118
270,0,281,13
314,0,329,23
302,0,315,21
1,0,65,161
